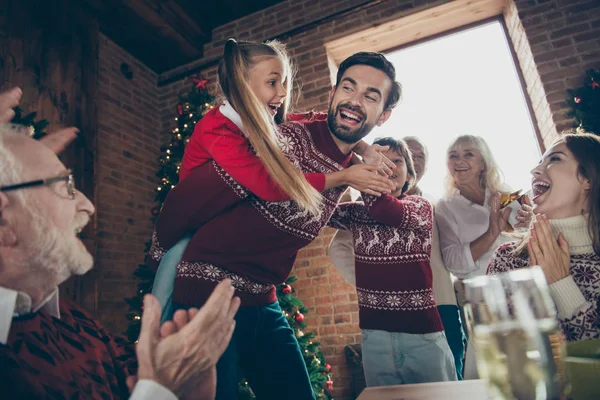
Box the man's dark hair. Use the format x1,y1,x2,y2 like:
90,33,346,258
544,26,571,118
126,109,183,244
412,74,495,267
373,137,415,195
336,52,403,110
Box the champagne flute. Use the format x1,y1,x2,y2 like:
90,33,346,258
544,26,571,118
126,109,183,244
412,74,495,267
464,268,565,400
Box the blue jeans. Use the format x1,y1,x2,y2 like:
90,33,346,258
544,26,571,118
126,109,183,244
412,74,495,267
361,329,457,387
438,305,466,380
151,236,191,324
174,301,316,400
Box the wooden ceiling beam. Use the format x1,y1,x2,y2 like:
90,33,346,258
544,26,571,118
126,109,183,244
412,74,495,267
122,0,204,58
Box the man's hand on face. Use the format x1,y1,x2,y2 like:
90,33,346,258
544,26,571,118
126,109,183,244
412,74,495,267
361,144,395,176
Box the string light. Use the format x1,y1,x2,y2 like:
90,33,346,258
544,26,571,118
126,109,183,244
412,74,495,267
189,113,193,117
166,156,170,160
166,149,171,154
157,187,162,191
175,128,179,132
175,117,178,121
184,124,188,128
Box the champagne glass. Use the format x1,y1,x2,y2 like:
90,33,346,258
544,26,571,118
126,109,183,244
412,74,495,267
463,267,565,400
501,267,567,398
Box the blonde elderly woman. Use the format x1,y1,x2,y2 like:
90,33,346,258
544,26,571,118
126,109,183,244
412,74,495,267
435,134,530,379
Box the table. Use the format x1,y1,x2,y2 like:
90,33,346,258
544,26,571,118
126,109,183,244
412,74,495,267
357,379,490,400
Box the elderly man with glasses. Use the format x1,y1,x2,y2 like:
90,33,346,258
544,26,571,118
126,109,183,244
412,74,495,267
0,87,239,399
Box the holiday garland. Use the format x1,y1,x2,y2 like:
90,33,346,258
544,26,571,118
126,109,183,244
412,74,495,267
567,68,599,135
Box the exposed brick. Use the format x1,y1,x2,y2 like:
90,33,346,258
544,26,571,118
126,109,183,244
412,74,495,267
549,23,591,40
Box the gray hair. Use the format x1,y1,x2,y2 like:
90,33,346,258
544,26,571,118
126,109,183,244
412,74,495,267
403,136,429,162
444,134,510,197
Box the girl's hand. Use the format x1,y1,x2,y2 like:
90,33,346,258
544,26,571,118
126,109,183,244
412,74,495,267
343,164,395,196
527,214,570,284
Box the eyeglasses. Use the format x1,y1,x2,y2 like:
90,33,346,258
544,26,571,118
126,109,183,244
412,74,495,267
0,171,76,199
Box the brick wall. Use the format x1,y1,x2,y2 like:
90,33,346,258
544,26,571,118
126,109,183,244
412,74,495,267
90,0,599,398
506,0,600,147
94,34,163,333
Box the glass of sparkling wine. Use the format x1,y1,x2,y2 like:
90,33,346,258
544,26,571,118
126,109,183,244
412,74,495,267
463,267,566,400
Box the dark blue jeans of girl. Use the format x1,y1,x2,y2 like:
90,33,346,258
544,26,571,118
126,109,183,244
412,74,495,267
174,300,316,400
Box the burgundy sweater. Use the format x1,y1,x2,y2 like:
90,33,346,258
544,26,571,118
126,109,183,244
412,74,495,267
150,119,352,307
329,194,444,334
0,299,136,399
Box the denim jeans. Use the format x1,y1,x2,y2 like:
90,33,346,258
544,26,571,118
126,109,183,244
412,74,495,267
151,236,191,324
174,301,316,400
438,304,467,380
361,329,457,387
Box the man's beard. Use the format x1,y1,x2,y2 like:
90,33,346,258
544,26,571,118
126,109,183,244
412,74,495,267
327,103,377,144
26,205,93,287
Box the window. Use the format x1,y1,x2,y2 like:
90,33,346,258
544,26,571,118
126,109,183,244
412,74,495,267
363,20,541,201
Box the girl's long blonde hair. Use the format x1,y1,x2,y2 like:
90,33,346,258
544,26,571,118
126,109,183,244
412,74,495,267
217,39,322,215
443,135,511,198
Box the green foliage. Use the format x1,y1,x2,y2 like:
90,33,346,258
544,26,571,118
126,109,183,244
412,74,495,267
10,106,49,139
567,69,600,135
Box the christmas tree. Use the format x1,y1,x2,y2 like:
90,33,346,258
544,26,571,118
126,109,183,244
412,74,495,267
238,276,334,400
567,68,600,135
123,75,214,341
123,78,334,399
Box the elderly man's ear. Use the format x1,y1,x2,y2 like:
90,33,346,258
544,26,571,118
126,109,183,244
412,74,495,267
0,193,17,247
40,127,79,155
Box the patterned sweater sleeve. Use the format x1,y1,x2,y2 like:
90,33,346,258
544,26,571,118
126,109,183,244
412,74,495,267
549,276,600,341
327,202,362,231
488,245,600,341
363,194,432,230
486,242,523,275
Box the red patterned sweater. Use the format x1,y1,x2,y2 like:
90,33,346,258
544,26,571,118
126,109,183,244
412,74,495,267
487,215,600,342
328,194,444,334
0,299,136,399
150,118,352,307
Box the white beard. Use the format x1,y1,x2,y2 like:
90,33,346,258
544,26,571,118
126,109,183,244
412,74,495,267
26,205,93,286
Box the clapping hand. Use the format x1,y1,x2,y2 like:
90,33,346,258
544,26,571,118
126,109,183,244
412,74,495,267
134,279,240,399
528,214,570,284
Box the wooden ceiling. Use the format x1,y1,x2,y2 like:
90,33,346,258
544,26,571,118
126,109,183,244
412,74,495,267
82,0,287,73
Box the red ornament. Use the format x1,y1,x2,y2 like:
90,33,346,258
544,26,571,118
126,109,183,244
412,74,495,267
295,312,304,323
574,97,582,104
177,104,183,115
326,378,333,391
190,74,209,90
326,363,332,372
282,284,292,294
590,80,600,89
